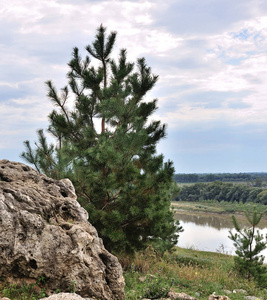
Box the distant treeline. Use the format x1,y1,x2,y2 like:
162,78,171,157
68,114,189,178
174,173,267,183
175,181,267,205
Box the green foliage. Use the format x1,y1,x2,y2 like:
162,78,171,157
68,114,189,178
256,190,267,205
122,247,266,300
124,265,176,300
21,25,180,254
67,281,76,293
1,282,46,300
254,177,263,187
176,181,267,205
141,271,174,299
174,172,267,183
171,254,212,268
229,210,267,287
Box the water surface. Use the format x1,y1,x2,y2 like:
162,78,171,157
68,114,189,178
175,211,267,260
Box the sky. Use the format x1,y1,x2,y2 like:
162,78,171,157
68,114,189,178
1,0,267,174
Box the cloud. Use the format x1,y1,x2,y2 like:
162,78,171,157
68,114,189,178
1,0,267,173
146,12,267,138
153,0,267,35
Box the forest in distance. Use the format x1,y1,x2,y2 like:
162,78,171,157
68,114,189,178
174,172,267,183
174,180,267,206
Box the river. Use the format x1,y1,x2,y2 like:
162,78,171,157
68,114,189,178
174,211,267,261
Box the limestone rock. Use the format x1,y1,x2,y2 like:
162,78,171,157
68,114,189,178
167,291,199,299
233,289,247,294
40,292,93,299
208,295,231,300
0,160,125,300
223,290,232,295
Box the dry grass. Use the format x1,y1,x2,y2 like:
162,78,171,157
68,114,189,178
120,246,266,300
0,246,265,299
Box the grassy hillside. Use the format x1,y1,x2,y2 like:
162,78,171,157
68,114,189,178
121,247,266,300
0,246,266,299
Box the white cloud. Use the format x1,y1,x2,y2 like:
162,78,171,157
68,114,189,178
1,0,267,172
147,13,267,132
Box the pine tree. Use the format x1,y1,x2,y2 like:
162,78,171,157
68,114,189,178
229,210,267,287
21,25,182,254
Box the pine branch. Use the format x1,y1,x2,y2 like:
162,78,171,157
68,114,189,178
21,141,40,173
46,81,81,142
104,30,117,59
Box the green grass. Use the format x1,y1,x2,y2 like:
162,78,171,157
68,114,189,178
1,247,266,299
119,246,267,300
0,280,47,300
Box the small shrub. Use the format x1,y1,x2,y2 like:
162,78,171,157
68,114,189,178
67,281,76,293
229,210,267,287
172,255,212,268
142,270,174,299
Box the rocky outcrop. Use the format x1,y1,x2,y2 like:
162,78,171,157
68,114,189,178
0,160,125,300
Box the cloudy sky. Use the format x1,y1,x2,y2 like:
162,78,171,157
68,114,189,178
1,0,267,173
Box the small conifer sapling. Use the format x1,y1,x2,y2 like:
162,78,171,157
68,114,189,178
229,210,267,287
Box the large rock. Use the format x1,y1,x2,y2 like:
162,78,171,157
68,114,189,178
0,160,125,299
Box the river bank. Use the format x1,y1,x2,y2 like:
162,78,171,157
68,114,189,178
171,201,267,220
